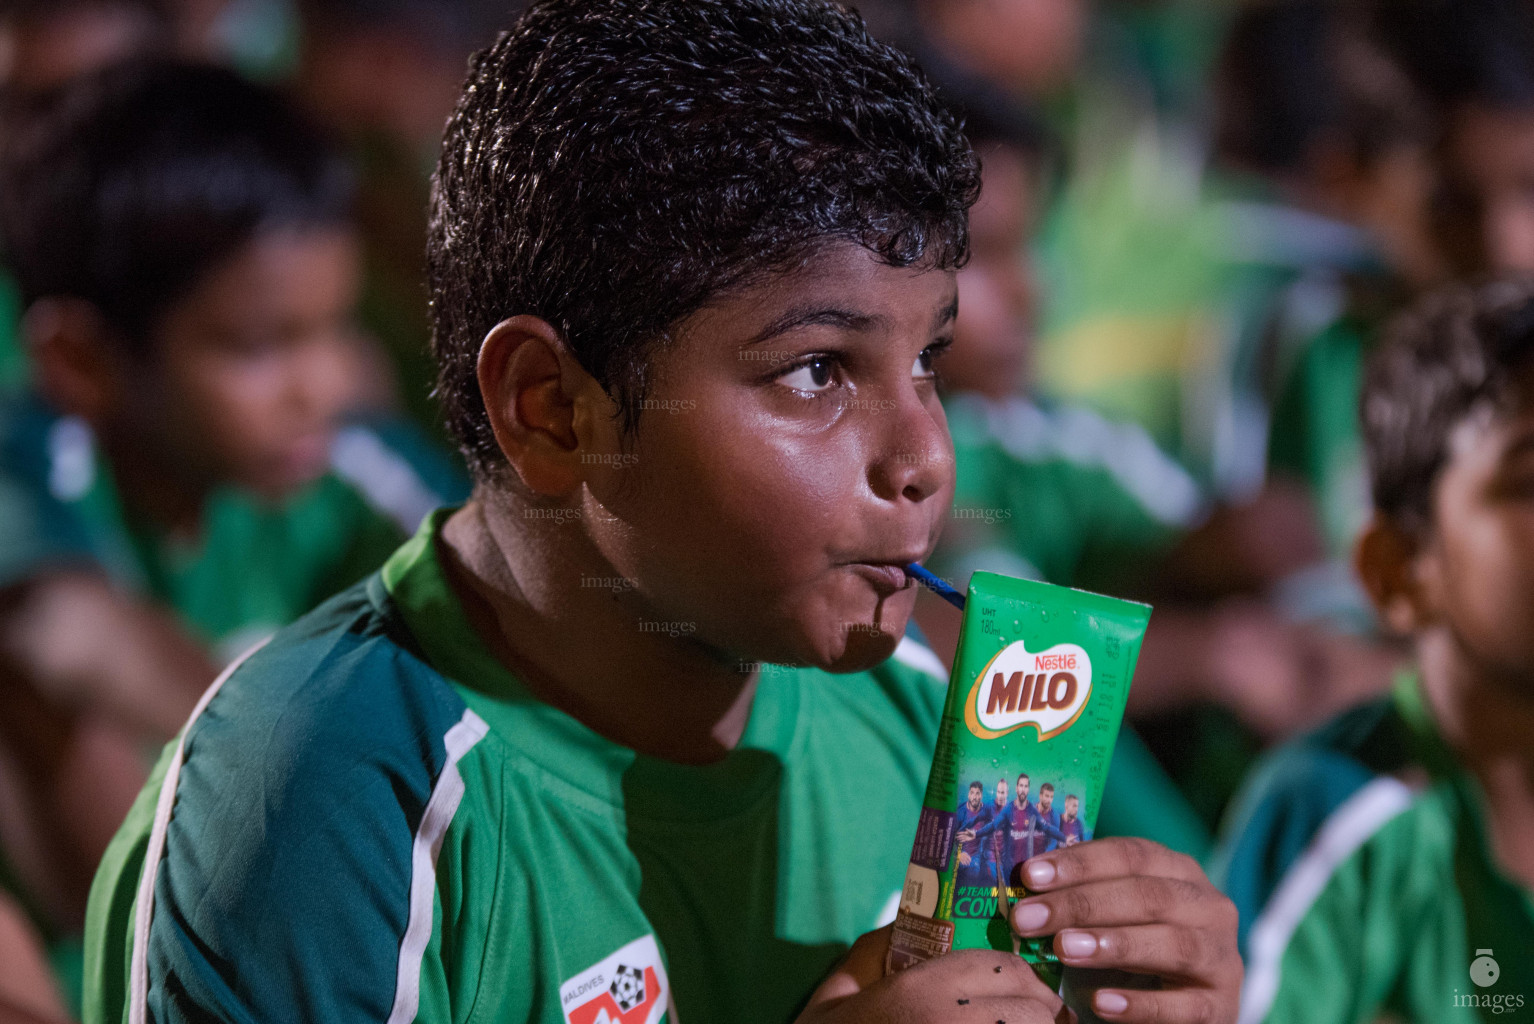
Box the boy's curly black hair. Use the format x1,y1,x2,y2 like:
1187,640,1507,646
427,0,980,477
1363,277,1534,535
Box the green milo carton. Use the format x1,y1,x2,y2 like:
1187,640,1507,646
888,571,1150,977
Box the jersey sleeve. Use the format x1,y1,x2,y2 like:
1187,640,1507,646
1211,737,1417,1024
83,737,178,1024
86,614,484,1024
1252,873,1389,1024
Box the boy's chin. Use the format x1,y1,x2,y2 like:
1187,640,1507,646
240,472,321,505
812,622,906,674
740,587,916,673
239,451,333,501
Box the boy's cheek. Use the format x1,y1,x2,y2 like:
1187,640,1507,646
1437,511,1534,670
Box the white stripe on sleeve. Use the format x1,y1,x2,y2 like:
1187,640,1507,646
1237,776,1414,1024
385,708,490,1024
129,640,269,1024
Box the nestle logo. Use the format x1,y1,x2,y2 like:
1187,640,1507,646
1034,653,1076,672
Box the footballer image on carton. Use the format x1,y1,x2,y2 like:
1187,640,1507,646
888,571,1149,979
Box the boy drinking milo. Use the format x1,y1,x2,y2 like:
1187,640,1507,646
85,2,1242,1022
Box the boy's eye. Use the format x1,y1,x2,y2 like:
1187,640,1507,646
915,339,952,378
776,355,838,393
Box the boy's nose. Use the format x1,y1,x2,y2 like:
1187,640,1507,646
867,390,952,504
289,332,363,423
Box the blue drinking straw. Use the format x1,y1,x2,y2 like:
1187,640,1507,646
905,562,965,611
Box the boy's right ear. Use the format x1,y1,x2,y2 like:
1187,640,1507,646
476,315,612,497
1354,515,1430,636
22,297,121,422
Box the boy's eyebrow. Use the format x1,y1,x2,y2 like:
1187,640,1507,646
740,294,958,348
741,306,886,346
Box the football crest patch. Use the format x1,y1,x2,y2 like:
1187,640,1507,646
560,934,670,1024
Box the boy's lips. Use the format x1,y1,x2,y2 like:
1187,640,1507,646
846,561,919,594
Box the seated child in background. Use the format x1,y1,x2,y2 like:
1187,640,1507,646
1381,0,1534,279
1213,278,1534,1023
0,59,463,951
85,3,1242,1022
1211,0,1446,561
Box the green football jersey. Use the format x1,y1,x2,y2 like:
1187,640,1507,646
0,392,466,659
84,510,954,1024
1212,674,1534,1024
934,393,1204,593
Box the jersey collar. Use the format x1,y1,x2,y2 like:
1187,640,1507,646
379,507,806,822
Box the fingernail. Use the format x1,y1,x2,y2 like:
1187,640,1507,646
1012,900,1049,932
1059,930,1097,959
1025,859,1056,886
1095,992,1129,1016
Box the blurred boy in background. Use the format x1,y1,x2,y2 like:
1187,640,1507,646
0,58,463,1007
1215,279,1534,1024
1382,0,1534,279
1212,0,1445,597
